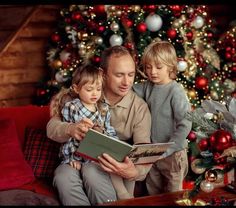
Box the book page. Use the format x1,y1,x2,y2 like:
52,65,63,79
128,142,174,164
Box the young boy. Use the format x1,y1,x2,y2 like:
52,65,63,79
133,41,192,194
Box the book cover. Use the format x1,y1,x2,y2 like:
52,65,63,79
77,129,174,164
77,128,133,162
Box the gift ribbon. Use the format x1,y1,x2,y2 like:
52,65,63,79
175,198,207,206
175,192,207,206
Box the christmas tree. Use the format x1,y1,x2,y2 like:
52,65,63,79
184,25,236,199
35,4,234,107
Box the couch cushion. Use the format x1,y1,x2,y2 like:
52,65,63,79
0,119,35,191
0,105,50,146
24,127,61,179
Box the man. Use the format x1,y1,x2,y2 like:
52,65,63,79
46,46,151,205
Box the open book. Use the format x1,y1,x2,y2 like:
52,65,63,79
76,129,174,165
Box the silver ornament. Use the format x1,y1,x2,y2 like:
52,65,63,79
109,34,123,46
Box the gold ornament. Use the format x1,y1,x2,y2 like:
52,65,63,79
172,19,180,28
132,5,141,12
51,60,62,69
94,36,103,45
78,42,86,49
78,31,88,41
110,21,119,32
205,169,217,182
191,159,206,174
69,5,77,11
210,90,219,100
79,48,86,56
116,10,122,17
108,5,116,12
187,89,197,99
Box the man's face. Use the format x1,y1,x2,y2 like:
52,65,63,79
104,54,136,99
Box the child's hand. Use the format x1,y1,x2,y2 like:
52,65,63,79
69,161,81,170
93,125,104,133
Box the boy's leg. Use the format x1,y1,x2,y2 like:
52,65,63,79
146,163,163,195
146,149,188,194
164,149,188,192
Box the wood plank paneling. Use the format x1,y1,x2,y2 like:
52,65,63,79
31,6,63,22
0,83,36,100
0,97,33,107
0,6,34,29
0,67,46,85
19,23,57,38
0,50,46,69
7,38,48,53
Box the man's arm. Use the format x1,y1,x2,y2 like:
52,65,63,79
46,115,94,143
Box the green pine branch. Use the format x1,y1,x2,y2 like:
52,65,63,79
186,111,218,136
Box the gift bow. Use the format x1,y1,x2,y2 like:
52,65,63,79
175,191,207,206
175,198,207,206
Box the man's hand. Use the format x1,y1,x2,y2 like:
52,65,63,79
66,117,94,141
97,153,138,180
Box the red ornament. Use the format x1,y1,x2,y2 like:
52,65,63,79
143,5,157,12
37,88,47,97
198,138,209,151
207,32,213,38
124,42,134,50
92,56,101,64
225,52,232,60
71,11,82,21
187,131,197,142
209,134,216,146
195,76,208,89
92,5,106,16
97,25,105,33
186,31,193,40
188,155,196,163
210,129,233,152
169,5,182,17
213,152,227,164
226,47,231,52
122,18,133,28
167,28,177,39
137,22,147,33
170,5,182,13
64,17,71,24
51,33,61,43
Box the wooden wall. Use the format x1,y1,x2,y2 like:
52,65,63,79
0,4,234,107
0,5,63,107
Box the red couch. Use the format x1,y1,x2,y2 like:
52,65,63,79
0,105,60,205
0,105,194,205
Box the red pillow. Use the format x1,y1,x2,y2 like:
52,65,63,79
0,119,35,191
24,127,61,179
